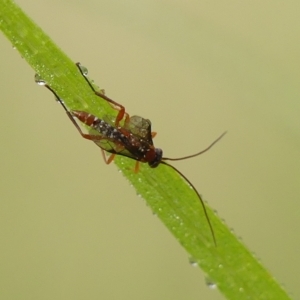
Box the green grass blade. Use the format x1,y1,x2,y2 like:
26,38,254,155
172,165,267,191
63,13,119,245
0,1,291,299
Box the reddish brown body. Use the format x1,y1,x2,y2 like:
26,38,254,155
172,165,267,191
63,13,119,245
72,110,162,168
38,62,226,246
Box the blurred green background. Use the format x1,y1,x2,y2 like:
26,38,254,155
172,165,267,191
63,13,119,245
0,1,299,299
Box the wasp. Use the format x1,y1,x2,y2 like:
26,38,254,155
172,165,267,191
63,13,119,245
37,63,226,245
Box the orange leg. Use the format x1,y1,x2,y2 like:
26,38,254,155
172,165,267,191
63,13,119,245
45,83,119,166
45,84,102,141
134,161,140,173
93,90,130,126
76,62,130,127
101,149,116,164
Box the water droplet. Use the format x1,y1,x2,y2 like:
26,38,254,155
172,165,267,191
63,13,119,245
218,264,223,269
188,257,198,267
205,277,217,290
239,287,244,293
34,73,46,85
78,64,88,76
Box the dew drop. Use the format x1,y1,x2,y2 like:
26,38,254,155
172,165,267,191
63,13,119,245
34,73,46,85
188,257,198,267
78,64,88,76
205,277,217,290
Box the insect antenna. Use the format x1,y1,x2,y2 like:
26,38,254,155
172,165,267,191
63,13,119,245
163,131,227,161
160,160,216,246
160,132,227,246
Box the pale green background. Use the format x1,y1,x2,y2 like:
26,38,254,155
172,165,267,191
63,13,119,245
1,1,299,299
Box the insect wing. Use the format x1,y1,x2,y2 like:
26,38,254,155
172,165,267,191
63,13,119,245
95,136,144,161
89,121,138,160
91,115,155,162
124,115,153,145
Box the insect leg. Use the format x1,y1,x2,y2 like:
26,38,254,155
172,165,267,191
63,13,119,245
44,84,104,142
76,62,130,127
101,149,116,164
134,161,140,173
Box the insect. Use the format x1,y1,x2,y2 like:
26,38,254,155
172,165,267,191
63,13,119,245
38,63,226,245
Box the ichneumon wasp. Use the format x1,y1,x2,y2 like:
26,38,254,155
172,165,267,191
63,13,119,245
36,63,226,245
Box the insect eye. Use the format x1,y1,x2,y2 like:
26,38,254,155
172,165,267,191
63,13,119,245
148,148,163,168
